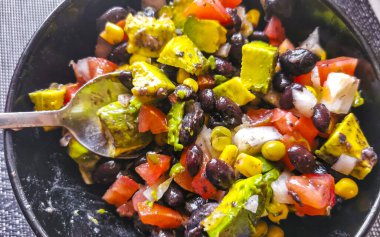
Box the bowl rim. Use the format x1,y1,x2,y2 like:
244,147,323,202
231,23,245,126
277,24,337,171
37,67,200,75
3,0,380,237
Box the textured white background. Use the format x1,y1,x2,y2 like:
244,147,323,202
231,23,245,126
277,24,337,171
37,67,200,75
0,1,379,236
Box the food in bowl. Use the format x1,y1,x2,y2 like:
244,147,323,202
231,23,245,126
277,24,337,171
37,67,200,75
27,0,378,236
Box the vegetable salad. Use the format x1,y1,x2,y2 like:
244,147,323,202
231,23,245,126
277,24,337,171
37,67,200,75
28,0,378,236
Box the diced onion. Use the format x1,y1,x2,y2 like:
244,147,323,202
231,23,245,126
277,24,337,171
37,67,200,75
118,94,131,107
196,126,219,158
244,195,259,214
311,67,321,88
271,171,294,204
59,133,72,147
263,90,281,108
216,43,231,58
300,27,326,60
292,86,317,118
142,0,166,10
70,59,90,82
331,154,358,175
143,177,173,202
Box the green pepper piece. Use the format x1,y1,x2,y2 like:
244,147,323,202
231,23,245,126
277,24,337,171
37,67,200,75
167,102,185,151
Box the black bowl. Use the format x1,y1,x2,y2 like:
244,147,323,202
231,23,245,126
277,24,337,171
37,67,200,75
4,0,380,236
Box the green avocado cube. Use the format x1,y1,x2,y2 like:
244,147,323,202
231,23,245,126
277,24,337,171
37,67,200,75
29,87,66,111
213,77,256,106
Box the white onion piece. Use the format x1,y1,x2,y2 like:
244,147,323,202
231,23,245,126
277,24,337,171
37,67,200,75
142,0,166,10
292,86,317,118
320,72,359,114
95,37,113,58
300,27,326,60
233,126,282,154
59,133,72,147
311,66,321,88
263,89,281,108
196,126,219,158
271,171,294,204
332,154,358,175
118,94,131,107
143,177,173,202
245,195,259,214
216,43,231,58
70,59,90,82
236,6,246,22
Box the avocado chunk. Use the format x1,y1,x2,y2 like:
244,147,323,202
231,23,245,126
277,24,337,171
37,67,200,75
130,61,176,98
158,35,208,75
159,0,193,28
29,86,66,111
184,17,227,53
68,138,100,185
213,77,256,106
316,113,375,179
167,102,185,151
124,14,176,58
241,41,278,94
202,175,268,237
97,101,152,157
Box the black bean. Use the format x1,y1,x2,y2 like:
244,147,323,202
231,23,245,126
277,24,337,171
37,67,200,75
172,85,196,102
226,8,242,32
92,161,121,184
96,7,132,33
118,71,134,90
108,42,131,64
279,48,320,76
249,31,270,43
159,64,178,81
133,214,154,236
313,161,328,174
185,196,207,215
213,57,236,78
279,85,294,109
199,89,217,112
186,145,204,177
143,7,156,17
263,0,294,19
215,96,243,128
205,158,235,190
312,103,331,133
151,229,176,237
288,145,316,174
163,183,185,207
180,102,205,146
185,203,218,237
229,33,246,65
272,72,292,92
208,114,225,129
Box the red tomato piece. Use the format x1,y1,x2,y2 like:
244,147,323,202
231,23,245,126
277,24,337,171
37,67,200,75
103,176,140,207
185,0,231,25
64,83,82,105
219,0,242,8
294,117,319,146
317,57,358,85
192,167,217,199
138,105,168,134
264,16,286,46
246,108,274,127
138,202,183,229
173,147,195,192
132,186,148,211
294,72,313,86
117,200,135,218
72,57,118,84
197,75,215,90
135,155,171,186
287,174,335,216
271,109,298,134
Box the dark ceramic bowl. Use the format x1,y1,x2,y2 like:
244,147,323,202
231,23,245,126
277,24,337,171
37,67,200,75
4,0,380,236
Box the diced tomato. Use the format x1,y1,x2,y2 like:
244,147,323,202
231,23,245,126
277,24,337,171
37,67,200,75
294,72,313,86
279,38,295,55
117,200,135,218
282,154,295,171
192,167,217,199
219,0,242,8
72,57,118,84
137,202,183,229
271,109,298,134
185,0,231,25
135,155,171,186
317,57,358,86
246,108,274,127
138,105,168,134
173,147,195,192
64,83,82,105
132,186,148,211
197,75,215,90
103,176,140,207
294,117,319,146
264,16,286,47
287,174,335,216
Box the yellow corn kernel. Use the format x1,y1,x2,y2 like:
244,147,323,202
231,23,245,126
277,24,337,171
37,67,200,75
100,22,125,45
219,145,238,166
246,9,261,28
183,78,199,92
267,203,289,224
267,225,284,237
177,68,190,84
252,220,268,237
335,178,359,200
235,153,263,177
117,64,130,71
306,86,317,98
129,54,151,65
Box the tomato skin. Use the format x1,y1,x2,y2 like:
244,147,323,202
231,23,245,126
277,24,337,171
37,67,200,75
197,75,215,90
137,202,183,229
116,200,135,218
192,167,217,199
64,83,82,105
317,57,358,85
294,72,313,86
287,174,335,216
293,117,319,146
219,0,242,8
173,147,195,192
246,108,274,127
72,57,118,84
103,176,140,207
132,187,148,211
185,0,231,25
135,155,172,186
271,109,298,134
138,105,168,134
264,16,286,46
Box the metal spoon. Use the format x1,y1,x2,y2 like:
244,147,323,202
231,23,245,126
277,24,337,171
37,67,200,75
0,72,141,159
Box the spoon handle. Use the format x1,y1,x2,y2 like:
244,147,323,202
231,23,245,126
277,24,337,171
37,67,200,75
0,110,62,129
